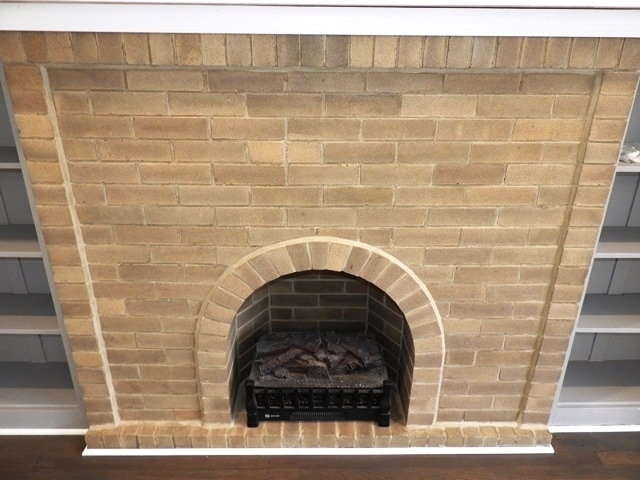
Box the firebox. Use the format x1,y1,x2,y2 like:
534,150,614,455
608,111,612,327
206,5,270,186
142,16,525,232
245,331,393,427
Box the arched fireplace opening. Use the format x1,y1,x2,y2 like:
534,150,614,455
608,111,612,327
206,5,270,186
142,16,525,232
229,270,414,424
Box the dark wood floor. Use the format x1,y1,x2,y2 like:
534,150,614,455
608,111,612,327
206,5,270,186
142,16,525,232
1,432,639,480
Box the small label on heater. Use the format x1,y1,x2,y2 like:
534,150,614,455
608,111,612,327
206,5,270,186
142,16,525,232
265,414,280,419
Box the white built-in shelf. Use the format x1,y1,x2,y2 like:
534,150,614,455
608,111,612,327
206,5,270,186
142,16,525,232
0,147,19,170
595,227,640,258
617,162,640,173
0,225,41,258
558,360,640,406
0,362,75,409
0,293,58,335
578,294,640,333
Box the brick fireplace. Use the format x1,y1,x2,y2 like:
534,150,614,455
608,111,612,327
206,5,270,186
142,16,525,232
2,33,639,449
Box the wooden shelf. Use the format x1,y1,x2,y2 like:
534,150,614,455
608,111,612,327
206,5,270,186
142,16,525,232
0,225,41,258
558,360,640,406
0,294,58,334
0,147,19,171
595,227,640,258
578,294,640,333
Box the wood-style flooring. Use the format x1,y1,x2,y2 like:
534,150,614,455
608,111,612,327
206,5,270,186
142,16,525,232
1,432,639,480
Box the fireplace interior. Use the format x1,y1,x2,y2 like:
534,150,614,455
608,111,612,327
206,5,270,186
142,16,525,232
231,271,413,425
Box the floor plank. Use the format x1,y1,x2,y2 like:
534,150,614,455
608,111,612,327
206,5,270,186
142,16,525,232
1,432,639,480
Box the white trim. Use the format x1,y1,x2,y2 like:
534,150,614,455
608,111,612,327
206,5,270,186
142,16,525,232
0,428,88,435
83,445,554,456
1,3,640,37
549,425,640,433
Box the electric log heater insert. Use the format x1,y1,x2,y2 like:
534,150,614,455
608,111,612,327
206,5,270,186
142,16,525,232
245,331,393,427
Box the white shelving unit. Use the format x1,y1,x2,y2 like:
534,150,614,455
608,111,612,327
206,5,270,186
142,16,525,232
550,106,640,428
0,68,86,430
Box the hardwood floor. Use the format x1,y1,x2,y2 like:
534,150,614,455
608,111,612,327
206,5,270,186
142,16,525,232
1,432,639,480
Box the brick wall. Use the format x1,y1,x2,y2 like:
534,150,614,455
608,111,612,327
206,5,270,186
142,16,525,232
1,33,639,448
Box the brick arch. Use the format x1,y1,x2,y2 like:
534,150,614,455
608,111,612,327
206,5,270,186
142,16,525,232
196,236,444,426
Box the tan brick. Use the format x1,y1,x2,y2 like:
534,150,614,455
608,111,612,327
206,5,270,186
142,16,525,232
147,34,174,65
373,36,398,67
326,94,401,117
299,35,324,67
538,186,573,205
361,165,432,185
323,142,395,164
620,38,640,69
123,33,150,64
174,141,245,163
553,95,592,118
5,65,43,91
134,117,208,140
324,187,393,206
201,35,226,66
223,34,250,66
429,207,497,226
422,36,448,68
600,72,639,96
466,186,538,205
150,246,215,265
44,32,73,63
357,208,424,227
179,186,249,206
471,37,497,68
9,90,47,115
61,139,97,161
97,139,172,162
444,73,521,94
589,119,628,142
127,70,204,91
216,207,285,226
367,72,443,93
26,162,64,184
363,119,437,140
288,165,359,185
544,37,572,68
251,187,320,206
569,38,597,68
288,208,355,227
395,187,465,206
495,37,522,68
274,35,299,67
438,119,513,141
175,34,201,65
397,141,470,164
20,139,58,161
145,206,212,225
22,32,47,62
247,142,284,164
52,91,90,114
324,35,349,67
209,71,285,93
288,119,359,140
180,227,247,246
113,225,180,245
542,143,581,164
506,164,576,185
105,185,178,205
68,163,138,184
433,164,505,185
91,92,168,115
0,32,25,62
58,115,132,138
446,37,473,68
286,142,321,164
14,114,54,139
139,164,212,184
397,36,424,68
594,95,634,119
470,143,542,164
77,206,144,226
595,38,624,69
521,73,596,94
498,206,567,227
211,118,285,140
246,94,322,117
214,165,285,185
513,119,585,141
251,34,277,67
477,95,553,118
401,95,477,118
71,32,99,63
349,35,374,67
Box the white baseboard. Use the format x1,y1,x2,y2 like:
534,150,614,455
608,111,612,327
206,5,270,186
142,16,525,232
83,445,554,457
549,425,640,433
